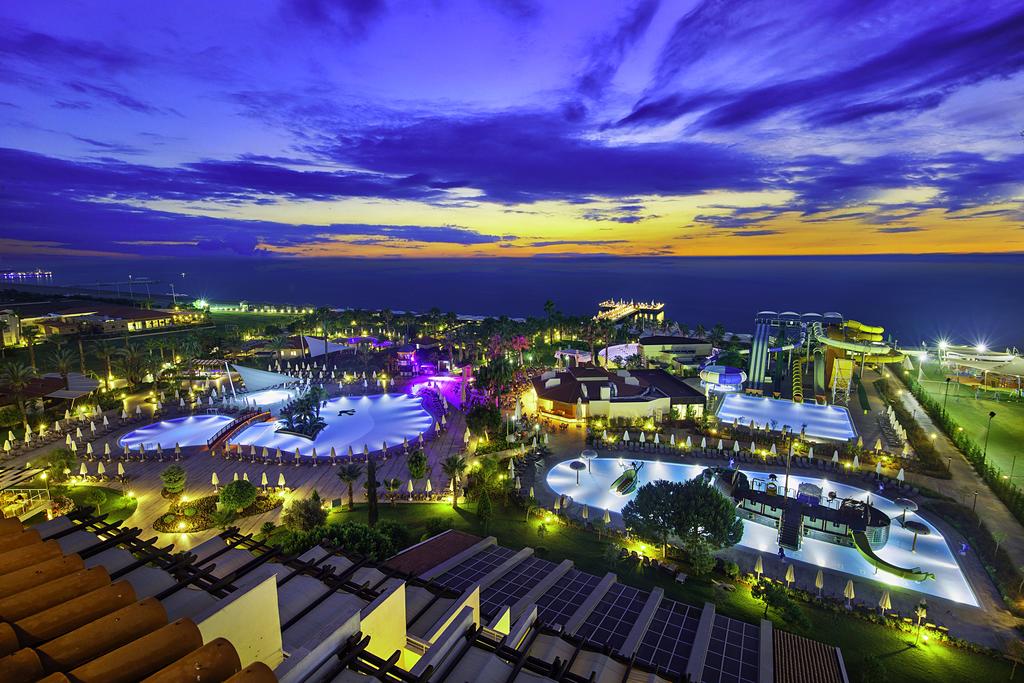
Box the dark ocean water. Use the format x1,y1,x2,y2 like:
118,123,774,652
5,254,1023,348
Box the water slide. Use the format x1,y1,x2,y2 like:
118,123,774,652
812,322,904,364
850,531,936,581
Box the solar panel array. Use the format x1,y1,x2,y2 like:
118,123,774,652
634,598,702,676
434,545,516,592
575,583,649,651
535,569,601,628
701,614,760,683
479,556,558,618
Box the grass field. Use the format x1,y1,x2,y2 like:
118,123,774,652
918,362,1024,479
314,502,1012,683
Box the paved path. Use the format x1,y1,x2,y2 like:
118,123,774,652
892,382,1024,579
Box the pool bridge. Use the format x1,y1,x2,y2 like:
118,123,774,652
206,410,273,451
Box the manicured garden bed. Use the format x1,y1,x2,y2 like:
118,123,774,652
153,492,281,533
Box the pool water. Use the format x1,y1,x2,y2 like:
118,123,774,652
118,415,234,451
547,458,976,606
716,393,857,441
228,393,433,455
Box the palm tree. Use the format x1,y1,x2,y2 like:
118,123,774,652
117,344,149,388
21,327,39,370
383,478,401,505
91,340,118,391
49,347,76,389
336,462,363,510
695,324,706,339
366,458,379,526
0,362,36,432
441,455,467,509
710,323,726,348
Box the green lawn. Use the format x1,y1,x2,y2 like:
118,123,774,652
918,362,1024,479
25,485,137,525
318,502,1012,683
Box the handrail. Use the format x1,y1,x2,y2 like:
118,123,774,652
206,409,272,450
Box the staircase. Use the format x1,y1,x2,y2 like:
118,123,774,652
778,502,803,551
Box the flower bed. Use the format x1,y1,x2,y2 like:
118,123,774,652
153,492,282,533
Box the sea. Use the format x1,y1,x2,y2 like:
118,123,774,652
3,254,1023,349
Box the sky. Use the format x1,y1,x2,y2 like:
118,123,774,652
1,0,1023,260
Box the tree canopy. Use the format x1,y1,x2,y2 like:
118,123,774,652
622,477,743,552
219,479,257,513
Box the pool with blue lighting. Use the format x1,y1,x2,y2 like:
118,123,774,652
118,414,234,451
716,393,857,441
547,458,976,605
228,393,433,454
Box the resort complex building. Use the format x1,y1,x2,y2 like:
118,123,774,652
530,364,705,422
638,335,714,372
0,514,846,683
3,300,206,338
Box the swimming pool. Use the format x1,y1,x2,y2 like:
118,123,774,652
716,393,857,441
228,393,433,455
547,458,976,605
118,415,234,451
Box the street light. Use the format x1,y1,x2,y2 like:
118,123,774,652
982,411,997,464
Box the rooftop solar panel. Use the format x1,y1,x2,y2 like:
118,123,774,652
434,545,516,592
634,598,702,676
479,556,558,617
701,614,760,683
575,583,649,652
536,569,601,628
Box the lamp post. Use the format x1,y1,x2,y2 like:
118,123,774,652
982,411,996,464
943,377,951,415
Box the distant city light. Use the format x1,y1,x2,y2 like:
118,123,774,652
975,342,988,353
195,298,209,309
937,339,948,350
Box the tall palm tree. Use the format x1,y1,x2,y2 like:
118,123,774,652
91,340,118,391
366,458,379,527
695,324,706,340
49,347,76,389
710,323,726,348
441,455,467,509
21,327,39,370
0,362,36,433
336,462,363,510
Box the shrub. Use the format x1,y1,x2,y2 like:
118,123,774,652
376,520,410,549
184,507,197,517
722,560,740,579
46,448,77,483
282,491,328,532
219,479,257,513
162,513,176,524
687,540,715,576
160,464,187,495
424,517,454,536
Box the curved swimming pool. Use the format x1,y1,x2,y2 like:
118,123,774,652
228,393,433,455
118,414,234,451
547,457,976,605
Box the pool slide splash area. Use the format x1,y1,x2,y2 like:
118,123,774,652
715,393,856,441
546,458,977,606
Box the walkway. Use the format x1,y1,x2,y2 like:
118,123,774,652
893,380,1024,578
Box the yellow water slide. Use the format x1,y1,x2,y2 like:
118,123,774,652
844,320,884,343
813,321,904,364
